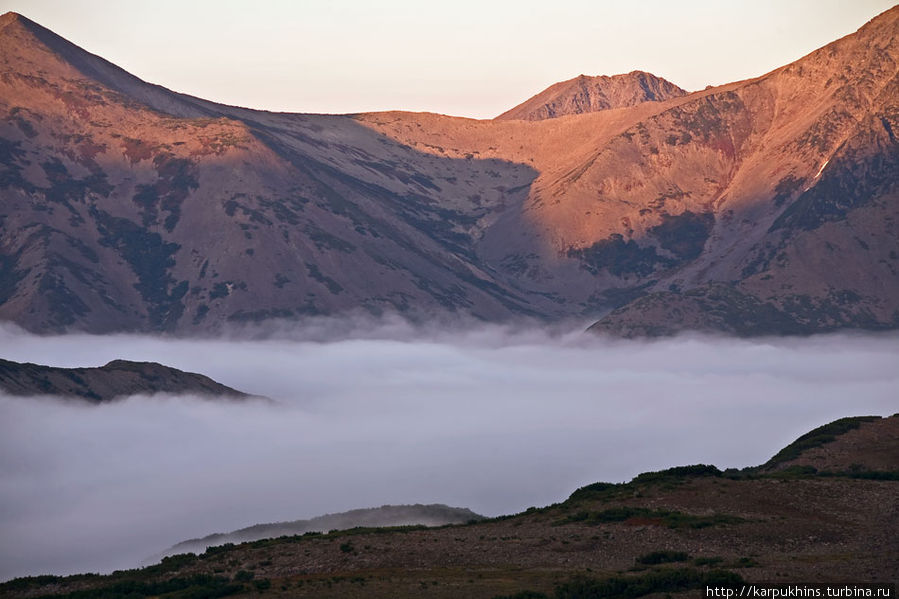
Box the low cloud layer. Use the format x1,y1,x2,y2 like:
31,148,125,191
1,322,897,580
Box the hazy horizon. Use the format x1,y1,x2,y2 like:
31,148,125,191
0,0,893,118
1,323,897,581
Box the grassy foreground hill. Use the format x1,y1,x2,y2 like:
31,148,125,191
3,415,896,598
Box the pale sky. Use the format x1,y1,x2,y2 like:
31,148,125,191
1,0,895,118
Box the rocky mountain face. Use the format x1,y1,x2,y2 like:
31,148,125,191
0,358,249,401
0,8,897,336
157,504,483,559
494,71,686,121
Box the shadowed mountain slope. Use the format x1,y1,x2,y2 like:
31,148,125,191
0,12,547,332
495,71,687,121
1,8,897,335
0,358,249,401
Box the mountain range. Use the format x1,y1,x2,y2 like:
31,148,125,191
0,8,897,335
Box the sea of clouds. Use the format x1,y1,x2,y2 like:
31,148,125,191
1,319,897,580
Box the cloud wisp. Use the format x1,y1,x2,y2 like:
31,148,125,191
1,323,897,580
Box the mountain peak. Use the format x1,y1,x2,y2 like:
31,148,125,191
0,10,216,119
0,11,51,37
495,71,686,121
0,10,24,22
0,11,31,33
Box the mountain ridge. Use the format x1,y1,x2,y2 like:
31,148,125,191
0,7,897,335
0,11,220,119
0,358,251,401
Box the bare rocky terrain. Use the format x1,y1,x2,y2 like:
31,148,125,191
2,415,895,598
1,8,897,335
0,358,249,401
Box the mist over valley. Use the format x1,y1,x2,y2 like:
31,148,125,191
1,324,896,580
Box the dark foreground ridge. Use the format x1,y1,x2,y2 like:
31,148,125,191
0,358,250,402
3,415,895,597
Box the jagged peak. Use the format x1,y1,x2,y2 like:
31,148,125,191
496,70,686,121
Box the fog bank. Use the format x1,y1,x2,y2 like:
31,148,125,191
1,323,897,580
